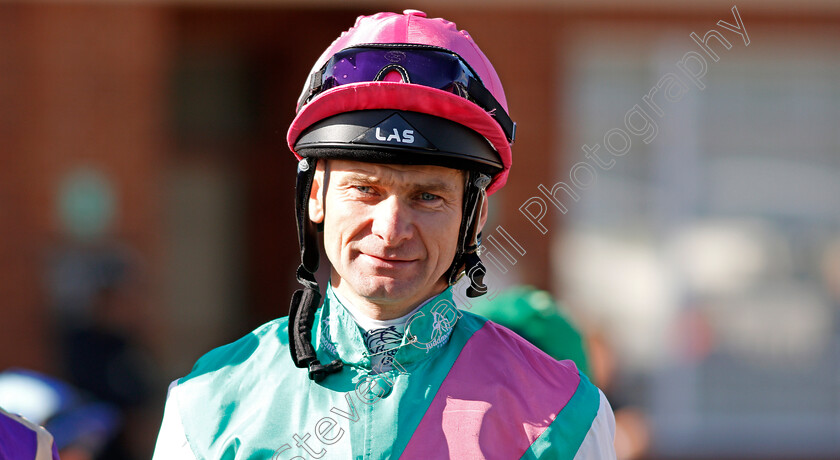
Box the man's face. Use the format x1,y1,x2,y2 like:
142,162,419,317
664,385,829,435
309,159,465,318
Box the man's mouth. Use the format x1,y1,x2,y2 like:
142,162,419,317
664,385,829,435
359,252,417,266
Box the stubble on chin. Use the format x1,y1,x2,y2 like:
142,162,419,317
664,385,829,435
337,266,444,311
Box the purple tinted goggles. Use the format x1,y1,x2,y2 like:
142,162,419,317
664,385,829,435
297,45,515,143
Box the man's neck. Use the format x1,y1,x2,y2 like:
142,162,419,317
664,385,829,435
331,287,424,333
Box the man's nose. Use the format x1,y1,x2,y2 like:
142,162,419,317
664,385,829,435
370,195,413,245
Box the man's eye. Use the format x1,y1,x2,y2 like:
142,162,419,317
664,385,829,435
355,186,373,194
419,192,440,202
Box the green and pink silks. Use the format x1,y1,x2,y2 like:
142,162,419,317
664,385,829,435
153,285,614,459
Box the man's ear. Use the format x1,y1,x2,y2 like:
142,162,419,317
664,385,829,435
308,162,325,224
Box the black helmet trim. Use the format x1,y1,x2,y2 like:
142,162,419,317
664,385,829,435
294,110,503,174
298,146,501,176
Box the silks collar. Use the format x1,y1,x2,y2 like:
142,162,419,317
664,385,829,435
315,283,461,372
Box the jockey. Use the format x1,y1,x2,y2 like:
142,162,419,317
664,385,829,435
153,10,615,459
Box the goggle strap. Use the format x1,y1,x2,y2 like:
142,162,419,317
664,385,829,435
466,77,516,144
310,72,323,97
297,72,323,112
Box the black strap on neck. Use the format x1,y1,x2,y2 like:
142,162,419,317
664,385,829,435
447,171,490,297
289,157,344,382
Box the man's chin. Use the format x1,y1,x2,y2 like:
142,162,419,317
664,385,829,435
347,273,449,307
356,277,414,299
344,275,423,305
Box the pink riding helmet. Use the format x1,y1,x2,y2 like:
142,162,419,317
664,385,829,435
286,9,514,195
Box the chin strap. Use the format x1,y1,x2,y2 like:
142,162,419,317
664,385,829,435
289,157,344,382
447,171,491,298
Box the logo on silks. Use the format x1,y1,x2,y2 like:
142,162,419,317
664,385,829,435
352,113,435,149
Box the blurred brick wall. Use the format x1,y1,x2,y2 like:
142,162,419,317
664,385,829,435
0,5,563,374
0,4,564,374
0,3,170,371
